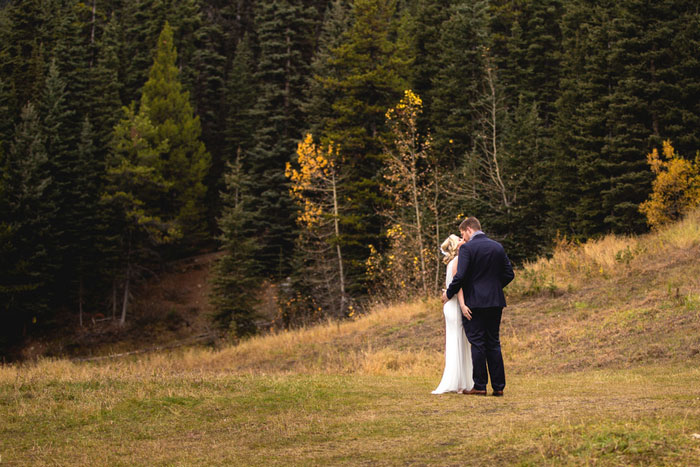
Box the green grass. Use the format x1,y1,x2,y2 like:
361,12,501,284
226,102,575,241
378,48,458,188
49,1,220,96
1,365,699,465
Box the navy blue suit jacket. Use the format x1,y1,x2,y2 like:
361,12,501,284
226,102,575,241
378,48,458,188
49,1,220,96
445,233,514,308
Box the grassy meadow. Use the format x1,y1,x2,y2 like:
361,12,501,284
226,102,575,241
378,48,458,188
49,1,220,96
2,211,700,465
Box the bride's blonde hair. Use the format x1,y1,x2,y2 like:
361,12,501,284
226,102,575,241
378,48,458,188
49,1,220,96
440,234,461,264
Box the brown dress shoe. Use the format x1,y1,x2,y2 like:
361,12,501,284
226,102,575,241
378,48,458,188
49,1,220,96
462,388,487,395
493,390,504,397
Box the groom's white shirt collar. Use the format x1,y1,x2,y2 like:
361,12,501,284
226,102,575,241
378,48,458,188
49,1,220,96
470,230,484,240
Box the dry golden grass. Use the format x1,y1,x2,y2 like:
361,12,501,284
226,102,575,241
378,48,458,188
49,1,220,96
0,300,443,383
511,208,700,296
2,210,700,465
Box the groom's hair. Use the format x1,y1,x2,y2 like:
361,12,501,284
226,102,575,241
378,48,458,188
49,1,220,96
459,217,481,232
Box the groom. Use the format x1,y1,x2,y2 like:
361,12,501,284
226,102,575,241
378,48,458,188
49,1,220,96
442,217,514,396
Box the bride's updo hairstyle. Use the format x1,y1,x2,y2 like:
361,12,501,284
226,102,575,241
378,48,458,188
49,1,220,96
440,234,461,264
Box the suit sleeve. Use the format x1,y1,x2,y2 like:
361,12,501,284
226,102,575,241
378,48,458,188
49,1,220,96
501,251,514,287
446,244,469,299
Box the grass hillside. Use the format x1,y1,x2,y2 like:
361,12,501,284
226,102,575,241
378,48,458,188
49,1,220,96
1,211,700,465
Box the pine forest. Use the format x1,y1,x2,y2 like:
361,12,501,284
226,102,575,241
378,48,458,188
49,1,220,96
2,0,700,356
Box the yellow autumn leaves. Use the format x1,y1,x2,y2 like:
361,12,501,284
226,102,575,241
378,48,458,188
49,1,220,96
639,140,700,228
385,89,422,122
285,134,339,228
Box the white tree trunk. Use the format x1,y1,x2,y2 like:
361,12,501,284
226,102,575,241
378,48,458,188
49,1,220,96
331,171,347,315
120,265,130,326
411,165,427,296
484,61,510,210
433,166,441,293
112,280,117,321
79,277,84,327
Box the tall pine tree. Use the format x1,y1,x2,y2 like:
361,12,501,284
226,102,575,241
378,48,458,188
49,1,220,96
89,11,123,151
0,76,13,149
429,1,489,166
247,0,316,276
551,0,620,238
0,103,56,345
104,103,180,325
303,0,351,137
222,35,257,176
321,0,411,293
2,0,55,111
138,21,211,245
210,155,262,337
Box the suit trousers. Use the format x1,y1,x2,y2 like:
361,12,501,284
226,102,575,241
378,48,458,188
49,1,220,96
462,307,505,391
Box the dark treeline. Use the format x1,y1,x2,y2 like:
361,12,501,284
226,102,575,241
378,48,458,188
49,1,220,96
1,0,699,350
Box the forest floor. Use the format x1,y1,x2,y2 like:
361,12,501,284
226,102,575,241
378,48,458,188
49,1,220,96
1,211,700,465
19,250,288,363
19,252,222,361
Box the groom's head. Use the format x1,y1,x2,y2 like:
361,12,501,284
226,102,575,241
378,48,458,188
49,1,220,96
459,217,481,240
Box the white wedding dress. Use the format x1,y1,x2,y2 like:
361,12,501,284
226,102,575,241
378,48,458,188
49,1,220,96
432,257,473,394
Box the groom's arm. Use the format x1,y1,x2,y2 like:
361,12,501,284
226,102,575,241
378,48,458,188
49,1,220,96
501,251,514,287
446,245,469,299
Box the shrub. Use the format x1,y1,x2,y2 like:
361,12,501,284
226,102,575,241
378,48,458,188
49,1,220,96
639,140,700,228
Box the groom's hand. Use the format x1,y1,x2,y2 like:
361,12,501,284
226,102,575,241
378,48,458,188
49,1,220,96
460,304,472,320
441,290,448,304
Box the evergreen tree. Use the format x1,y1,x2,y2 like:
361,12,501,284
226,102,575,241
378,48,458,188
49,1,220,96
321,0,410,293
188,9,227,230
219,0,259,63
36,60,107,320
53,0,93,125
499,97,549,260
68,117,104,326
0,76,13,149
594,0,657,234
403,0,457,135
211,33,258,236
38,59,74,301
222,35,257,175
551,0,619,239
121,0,168,102
0,0,12,144
104,103,180,325
550,0,696,238
2,0,55,110
90,11,123,150
247,0,317,276
303,0,351,137
40,59,73,163
120,0,203,103
171,0,205,88
673,1,700,156
429,0,489,165
0,103,56,343
138,21,211,244
600,0,700,233
210,155,262,337
494,0,563,125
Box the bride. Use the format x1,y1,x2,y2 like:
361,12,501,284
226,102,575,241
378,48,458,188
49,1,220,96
432,234,473,394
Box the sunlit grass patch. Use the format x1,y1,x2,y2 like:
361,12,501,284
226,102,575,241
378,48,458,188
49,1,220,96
509,208,700,298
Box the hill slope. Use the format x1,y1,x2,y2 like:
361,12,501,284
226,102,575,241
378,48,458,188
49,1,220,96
1,211,699,465
119,208,698,377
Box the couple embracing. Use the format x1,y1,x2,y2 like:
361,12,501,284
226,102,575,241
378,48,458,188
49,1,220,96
432,217,514,396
